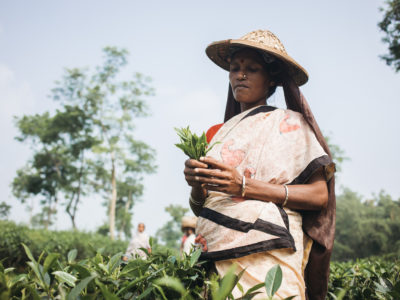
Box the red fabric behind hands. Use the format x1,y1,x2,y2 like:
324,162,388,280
206,124,224,143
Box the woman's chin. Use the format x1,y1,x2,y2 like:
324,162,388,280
235,96,252,103
236,98,265,107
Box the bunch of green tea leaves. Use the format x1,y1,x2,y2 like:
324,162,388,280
175,126,219,160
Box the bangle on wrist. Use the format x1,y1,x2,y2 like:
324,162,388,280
282,184,289,207
189,195,204,206
241,175,246,197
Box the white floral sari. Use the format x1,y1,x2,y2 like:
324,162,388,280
196,105,334,299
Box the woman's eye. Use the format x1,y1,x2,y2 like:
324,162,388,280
230,66,239,72
248,67,260,72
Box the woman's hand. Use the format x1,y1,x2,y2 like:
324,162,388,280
184,159,208,188
193,156,242,196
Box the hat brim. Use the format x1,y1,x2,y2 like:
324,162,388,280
206,39,309,86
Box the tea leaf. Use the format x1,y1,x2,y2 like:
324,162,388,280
154,276,186,295
43,253,60,274
175,126,216,160
244,283,264,296
22,243,36,263
66,274,96,300
190,248,202,267
265,264,282,297
67,249,78,264
53,271,77,287
215,264,237,300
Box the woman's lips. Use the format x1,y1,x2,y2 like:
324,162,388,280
234,84,249,91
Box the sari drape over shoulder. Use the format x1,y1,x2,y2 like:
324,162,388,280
196,105,334,299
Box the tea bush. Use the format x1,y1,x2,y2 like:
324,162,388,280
328,255,400,299
0,244,291,299
0,221,127,268
1,221,400,299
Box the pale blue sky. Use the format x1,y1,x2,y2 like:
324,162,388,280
1,0,399,236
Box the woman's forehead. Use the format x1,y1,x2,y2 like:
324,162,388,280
230,48,264,64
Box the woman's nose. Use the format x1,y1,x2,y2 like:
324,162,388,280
237,71,246,80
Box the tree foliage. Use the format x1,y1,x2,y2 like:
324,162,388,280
333,187,400,261
379,0,400,72
156,204,189,250
0,202,11,220
325,134,348,173
12,47,156,236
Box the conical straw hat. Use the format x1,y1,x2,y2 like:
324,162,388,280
181,216,197,230
206,29,308,86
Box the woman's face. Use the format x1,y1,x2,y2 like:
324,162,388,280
138,223,145,233
229,48,272,111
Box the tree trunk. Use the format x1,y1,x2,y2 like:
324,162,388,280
28,198,34,227
66,151,84,230
118,191,132,240
66,192,76,229
45,204,51,230
109,151,117,240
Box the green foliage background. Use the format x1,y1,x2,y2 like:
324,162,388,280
332,188,400,261
0,221,127,269
0,232,399,299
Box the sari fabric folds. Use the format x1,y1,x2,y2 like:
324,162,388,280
196,105,334,299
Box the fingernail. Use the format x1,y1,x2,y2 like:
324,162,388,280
195,176,199,181
200,157,204,161
194,168,198,173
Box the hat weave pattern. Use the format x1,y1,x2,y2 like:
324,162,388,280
240,30,287,54
206,29,308,86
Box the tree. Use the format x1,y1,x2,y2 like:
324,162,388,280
52,47,157,238
12,133,74,229
0,202,11,220
379,0,400,72
325,134,348,173
13,47,156,235
333,187,400,260
60,47,157,240
156,205,189,249
115,178,144,239
13,107,94,229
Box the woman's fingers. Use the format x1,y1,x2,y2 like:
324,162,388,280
185,158,208,169
200,156,230,170
185,174,202,186
194,176,228,186
194,168,229,179
203,183,233,194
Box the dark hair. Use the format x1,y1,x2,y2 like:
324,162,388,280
266,84,277,99
260,54,281,99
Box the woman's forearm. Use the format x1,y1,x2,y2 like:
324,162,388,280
245,169,329,210
189,186,207,216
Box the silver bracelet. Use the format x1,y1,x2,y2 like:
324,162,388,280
241,175,246,197
189,195,204,206
282,184,289,207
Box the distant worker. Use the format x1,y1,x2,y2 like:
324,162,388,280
181,216,197,255
123,222,151,260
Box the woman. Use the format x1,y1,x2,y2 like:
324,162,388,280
123,222,151,260
180,215,198,255
183,30,336,300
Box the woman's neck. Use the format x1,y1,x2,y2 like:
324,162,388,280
240,101,267,113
